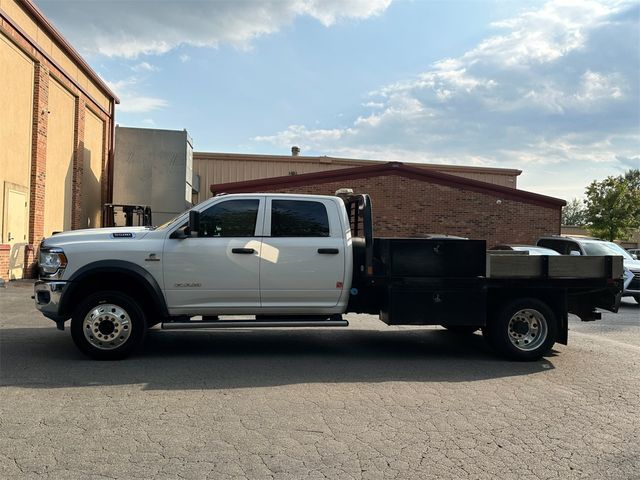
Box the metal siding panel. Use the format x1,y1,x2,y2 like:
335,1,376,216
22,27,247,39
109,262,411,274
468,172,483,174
192,154,521,201
112,128,190,224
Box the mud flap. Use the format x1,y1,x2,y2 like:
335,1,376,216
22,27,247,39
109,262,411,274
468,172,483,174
568,281,622,322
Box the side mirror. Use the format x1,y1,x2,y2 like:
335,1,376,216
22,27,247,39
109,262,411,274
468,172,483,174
569,250,581,256
189,210,200,236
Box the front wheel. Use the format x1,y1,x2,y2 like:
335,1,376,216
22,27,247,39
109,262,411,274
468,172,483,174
484,298,557,361
71,291,146,360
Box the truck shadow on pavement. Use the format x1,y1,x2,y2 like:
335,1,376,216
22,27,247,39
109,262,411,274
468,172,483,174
0,326,555,390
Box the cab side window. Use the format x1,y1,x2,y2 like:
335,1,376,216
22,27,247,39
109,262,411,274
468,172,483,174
271,200,330,237
538,239,567,255
198,199,259,237
538,239,582,255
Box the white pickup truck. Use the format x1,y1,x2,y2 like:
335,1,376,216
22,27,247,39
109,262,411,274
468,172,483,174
34,193,623,361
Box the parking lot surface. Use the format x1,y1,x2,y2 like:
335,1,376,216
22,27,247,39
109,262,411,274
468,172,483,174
1,281,639,479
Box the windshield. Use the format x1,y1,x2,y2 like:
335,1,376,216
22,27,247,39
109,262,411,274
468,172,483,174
582,241,634,259
154,212,187,230
154,196,219,229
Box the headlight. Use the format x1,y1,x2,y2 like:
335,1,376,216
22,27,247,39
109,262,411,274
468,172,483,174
39,247,68,277
623,267,633,289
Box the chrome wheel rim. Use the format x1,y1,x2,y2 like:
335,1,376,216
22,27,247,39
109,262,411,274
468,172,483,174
507,308,547,351
83,303,132,350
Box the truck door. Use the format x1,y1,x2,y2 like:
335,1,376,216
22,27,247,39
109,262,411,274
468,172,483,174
260,198,345,308
163,197,264,313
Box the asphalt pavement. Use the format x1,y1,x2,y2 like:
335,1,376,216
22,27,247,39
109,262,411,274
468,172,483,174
1,281,639,479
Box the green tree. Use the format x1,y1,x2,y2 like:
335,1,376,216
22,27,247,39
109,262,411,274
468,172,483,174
561,198,586,226
584,169,640,241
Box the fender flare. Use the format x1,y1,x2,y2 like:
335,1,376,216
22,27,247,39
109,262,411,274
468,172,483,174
60,260,168,317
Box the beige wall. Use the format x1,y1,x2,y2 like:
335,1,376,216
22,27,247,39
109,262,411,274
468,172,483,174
193,153,521,204
0,0,117,280
81,109,104,228
0,32,33,243
0,0,111,113
43,76,75,236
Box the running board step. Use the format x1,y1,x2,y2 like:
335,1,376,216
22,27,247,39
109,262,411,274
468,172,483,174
161,319,349,330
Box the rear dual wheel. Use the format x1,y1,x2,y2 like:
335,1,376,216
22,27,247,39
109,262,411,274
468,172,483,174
484,298,557,361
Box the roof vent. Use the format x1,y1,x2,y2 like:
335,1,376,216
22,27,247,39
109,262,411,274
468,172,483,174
291,146,300,156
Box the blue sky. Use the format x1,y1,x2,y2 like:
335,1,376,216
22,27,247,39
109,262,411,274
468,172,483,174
36,0,639,200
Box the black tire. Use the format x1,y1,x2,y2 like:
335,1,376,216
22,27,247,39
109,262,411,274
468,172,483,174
442,325,480,334
71,291,146,360
484,298,557,361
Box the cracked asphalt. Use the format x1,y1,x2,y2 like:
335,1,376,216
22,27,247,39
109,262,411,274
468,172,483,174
1,281,639,479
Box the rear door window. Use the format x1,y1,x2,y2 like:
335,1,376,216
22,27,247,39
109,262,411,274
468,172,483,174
270,200,330,237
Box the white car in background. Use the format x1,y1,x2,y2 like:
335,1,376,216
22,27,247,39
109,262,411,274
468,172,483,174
489,245,561,256
627,248,640,260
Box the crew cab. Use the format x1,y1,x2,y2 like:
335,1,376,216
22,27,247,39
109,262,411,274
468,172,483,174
35,193,623,361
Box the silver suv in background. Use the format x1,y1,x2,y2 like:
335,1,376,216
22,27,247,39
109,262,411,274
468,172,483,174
537,236,640,303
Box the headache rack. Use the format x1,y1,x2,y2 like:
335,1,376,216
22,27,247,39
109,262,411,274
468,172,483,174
342,193,374,276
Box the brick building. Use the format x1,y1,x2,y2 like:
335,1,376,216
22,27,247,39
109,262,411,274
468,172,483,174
210,162,565,247
0,0,117,281
193,149,522,204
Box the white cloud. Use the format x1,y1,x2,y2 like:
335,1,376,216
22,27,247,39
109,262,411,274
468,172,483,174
255,124,351,147
575,70,624,102
131,62,158,72
36,0,392,58
106,77,169,113
254,0,639,200
362,101,385,109
118,97,168,113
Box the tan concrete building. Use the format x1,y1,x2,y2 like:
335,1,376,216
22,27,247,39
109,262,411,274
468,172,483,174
0,0,117,281
192,150,521,204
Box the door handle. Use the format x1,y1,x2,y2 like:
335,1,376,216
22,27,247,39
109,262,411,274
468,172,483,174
8,232,13,242
232,248,255,254
318,248,339,254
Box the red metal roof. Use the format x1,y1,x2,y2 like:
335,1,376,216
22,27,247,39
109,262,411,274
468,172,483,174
210,161,565,209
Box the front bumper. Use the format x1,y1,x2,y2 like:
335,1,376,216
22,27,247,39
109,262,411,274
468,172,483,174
34,280,69,325
624,270,640,297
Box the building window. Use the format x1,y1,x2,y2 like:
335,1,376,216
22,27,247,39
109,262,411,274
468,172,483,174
271,200,330,237
199,199,259,237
